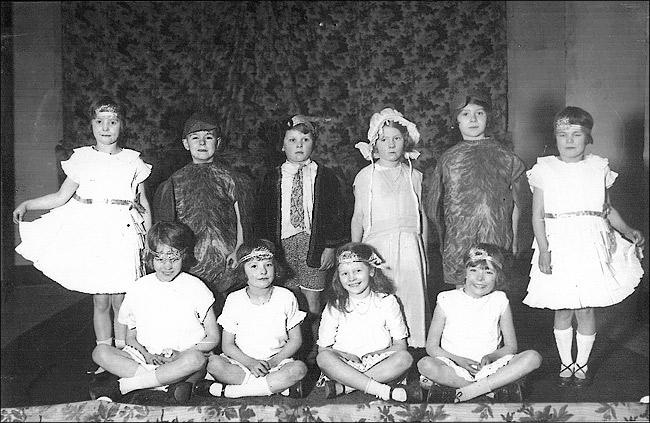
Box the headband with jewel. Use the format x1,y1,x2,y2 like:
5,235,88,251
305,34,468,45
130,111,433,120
465,247,502,269
93,103,123,120
151,248,186,263
554,117,591,135
337,250,386,268
239,246,274,264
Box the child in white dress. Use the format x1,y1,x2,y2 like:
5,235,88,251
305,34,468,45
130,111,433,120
316,242,415,402
13,96,152,367
418,243,542,403
194,239,308,398
351,108,429,348
89,221,220,403
524,106,645,388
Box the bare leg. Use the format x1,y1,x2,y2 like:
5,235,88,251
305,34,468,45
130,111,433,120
479,350,542,390
111,294,126,344
93,294,112,342
265,361,307,393
417,356,472,388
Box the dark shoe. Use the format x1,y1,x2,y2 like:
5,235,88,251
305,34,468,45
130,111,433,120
193,379,225,397
556,362,574,387
288,380,305,398
493,382,523,402
324,380,345,399
426,383,458,404
572,363,591,388
89,379,123,402
168,381,192,404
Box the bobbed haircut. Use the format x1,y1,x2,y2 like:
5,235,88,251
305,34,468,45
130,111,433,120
374,120,417,154
463,242,506,290
553,106,594,144
325,242,395,314
145,221,197,271
233,238,286,287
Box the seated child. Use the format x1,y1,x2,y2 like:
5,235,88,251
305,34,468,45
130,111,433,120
193,239,308,398
417,243,542,403
89,221,220,403
316,242,415,402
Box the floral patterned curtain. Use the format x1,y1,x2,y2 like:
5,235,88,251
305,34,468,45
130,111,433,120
61,1,507,204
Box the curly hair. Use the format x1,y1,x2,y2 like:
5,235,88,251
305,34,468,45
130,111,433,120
325,242,395,314
144,221,197,272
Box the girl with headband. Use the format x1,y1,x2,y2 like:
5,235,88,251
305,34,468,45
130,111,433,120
195,239,308,399
316,242,417,402
524,106,644,388
351,108,429,348
418,243,542,403
13,95,152,377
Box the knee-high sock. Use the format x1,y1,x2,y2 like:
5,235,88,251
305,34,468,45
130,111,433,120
575,332,596,377
224,376,273,398
554,327,574,376
119,368,160,395
456,378,492,403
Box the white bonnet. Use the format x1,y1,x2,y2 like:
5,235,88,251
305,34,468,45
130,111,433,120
355,108,421,161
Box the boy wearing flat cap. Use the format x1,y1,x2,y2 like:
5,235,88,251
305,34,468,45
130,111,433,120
154,112,253,298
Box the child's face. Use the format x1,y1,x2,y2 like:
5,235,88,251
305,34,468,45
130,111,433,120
183,130,219,164
283,129,314,165
457,103,487,140
464,263,497,298
375,126,404,165
152,243,183,283
244,259,275,289
337,261,373,299
555,126,588,163
91,113,121,146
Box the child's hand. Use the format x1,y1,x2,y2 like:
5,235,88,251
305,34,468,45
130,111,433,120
337,351,361,364
147,353,169,366
319,248,336,271
479,355,494,368
628,229,646,250
248,359,271,377
12,203,27,223
456,357,481,376
538,251,552,274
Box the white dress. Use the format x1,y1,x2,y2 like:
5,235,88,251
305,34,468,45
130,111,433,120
317,292,409,359
524,155,643,309
118,272,215,355
217,286,306,361
353,163,428,347
16,146,151,294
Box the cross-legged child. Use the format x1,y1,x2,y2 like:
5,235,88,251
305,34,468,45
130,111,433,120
418,243,542,403
89,221,220,403
316,242,415,402
193,239,308,398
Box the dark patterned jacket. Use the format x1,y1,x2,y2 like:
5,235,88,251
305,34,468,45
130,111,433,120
255,163,349,268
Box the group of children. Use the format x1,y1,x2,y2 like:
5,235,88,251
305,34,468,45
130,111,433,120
12,92,645,404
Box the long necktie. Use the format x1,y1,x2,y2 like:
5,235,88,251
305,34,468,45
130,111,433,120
290,165,305,230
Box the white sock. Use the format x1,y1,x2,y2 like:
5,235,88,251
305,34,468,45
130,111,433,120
364,378,392,401
96,338,113,346
553,327,574,376
224,376,273,398
455,378,492,403
575,332,596,378
118,369,160,395
115,339,126,349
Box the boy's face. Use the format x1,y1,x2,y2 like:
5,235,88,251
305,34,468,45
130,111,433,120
457,103,487,140
152,244,183,282
183,130,219,164
91,112,121,146
282,129,314,165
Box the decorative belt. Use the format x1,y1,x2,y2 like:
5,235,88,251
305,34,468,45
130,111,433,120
73,193,145,214
544,210,605,219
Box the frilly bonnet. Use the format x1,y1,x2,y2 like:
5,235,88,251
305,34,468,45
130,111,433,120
355,108,421,162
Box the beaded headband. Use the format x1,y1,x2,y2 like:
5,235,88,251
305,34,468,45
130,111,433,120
554,117,591,135
466,247,502,269
337,250,385,268
93,104,122,120
151,248,185,263
239,246,274,264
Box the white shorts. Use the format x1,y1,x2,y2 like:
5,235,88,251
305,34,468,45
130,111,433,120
206,353,295,384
